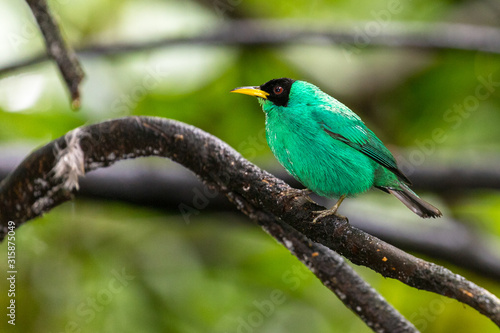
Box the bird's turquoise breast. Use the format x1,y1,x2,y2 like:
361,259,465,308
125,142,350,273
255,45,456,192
264,105,376,197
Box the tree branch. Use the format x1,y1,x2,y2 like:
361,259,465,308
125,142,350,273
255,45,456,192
25,0,84,108
2,154,499,280
2,20,500,77
239,205,418,332
0,122,418,332
0,117,499,328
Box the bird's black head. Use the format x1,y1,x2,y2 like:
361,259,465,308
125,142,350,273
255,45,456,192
230,77,296,107
259,78,296,107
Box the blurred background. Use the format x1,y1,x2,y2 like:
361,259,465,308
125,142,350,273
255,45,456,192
1,0,500,332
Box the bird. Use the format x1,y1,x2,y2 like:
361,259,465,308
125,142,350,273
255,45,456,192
231,78,442,221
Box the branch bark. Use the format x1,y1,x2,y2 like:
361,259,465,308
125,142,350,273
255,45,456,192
0,117,499,328
242,207,418,332
2,154,499,280
2,20,500,77
25,0,84,108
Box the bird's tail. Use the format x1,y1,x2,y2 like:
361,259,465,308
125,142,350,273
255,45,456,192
387,185,442,218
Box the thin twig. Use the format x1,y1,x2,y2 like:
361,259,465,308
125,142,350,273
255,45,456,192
2,20,500,77
0,117,498,328
25,0,84,108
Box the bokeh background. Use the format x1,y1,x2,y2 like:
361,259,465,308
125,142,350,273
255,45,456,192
1,0,500,332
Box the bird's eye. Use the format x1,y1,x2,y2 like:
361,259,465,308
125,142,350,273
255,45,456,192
274,86,284,95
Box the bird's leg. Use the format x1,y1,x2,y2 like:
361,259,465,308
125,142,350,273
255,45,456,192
281,188,314,205
312,195,347,223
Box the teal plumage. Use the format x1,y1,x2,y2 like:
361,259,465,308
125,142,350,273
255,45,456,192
232,78,441,219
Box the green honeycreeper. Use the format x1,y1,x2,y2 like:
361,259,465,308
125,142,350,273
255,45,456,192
231,78,442,221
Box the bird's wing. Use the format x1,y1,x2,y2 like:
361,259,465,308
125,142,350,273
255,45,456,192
315,107,411,185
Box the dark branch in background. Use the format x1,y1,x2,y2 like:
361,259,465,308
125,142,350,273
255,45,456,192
407,166,500,193
25,0,84,108
2,20,500,77
0,117,498,328
1,153,499,280
484,0,500,18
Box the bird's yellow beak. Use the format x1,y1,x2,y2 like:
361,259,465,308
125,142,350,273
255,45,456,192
230,86,269,99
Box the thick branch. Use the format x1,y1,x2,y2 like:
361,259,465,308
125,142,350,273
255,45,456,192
0,117,499,327
2,20,500,77
240,205,417,332
2,155,499,280
25,0,84,108
0,124,418,332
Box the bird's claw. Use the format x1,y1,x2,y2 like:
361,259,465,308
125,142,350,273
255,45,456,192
312,195,347,223
312,209,345,223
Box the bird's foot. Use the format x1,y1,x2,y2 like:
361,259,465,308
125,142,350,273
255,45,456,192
312,209,345,223
281,188,314,205
312,195,347,223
